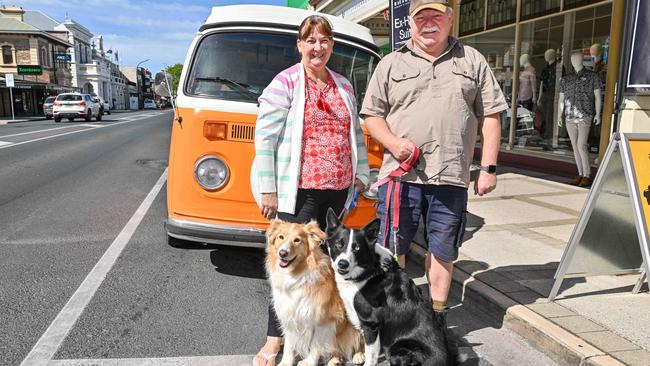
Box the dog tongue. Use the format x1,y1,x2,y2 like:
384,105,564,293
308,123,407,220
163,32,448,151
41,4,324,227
279,259,290,268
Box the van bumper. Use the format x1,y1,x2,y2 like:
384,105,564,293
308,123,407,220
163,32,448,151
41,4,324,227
165,216,266,248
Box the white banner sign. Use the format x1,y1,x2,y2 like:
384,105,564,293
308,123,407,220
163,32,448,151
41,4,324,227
5,73,14,87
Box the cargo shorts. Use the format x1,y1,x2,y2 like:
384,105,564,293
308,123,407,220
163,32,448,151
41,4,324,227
375,182,468,262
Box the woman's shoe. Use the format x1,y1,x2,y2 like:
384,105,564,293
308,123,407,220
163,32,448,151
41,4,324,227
568,175,583,185
252,351,277,366
578,177,592,187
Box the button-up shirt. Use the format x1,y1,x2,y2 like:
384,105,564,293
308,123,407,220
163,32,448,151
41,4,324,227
559,68,601,119
360,38,507,188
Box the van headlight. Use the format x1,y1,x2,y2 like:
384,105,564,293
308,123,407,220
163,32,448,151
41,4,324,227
362,168,380,200
195,156,229,190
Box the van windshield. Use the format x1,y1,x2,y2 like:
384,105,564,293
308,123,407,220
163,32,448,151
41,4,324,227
185,32,378,108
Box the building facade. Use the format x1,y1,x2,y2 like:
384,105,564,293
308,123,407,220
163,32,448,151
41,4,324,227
0,6,73,117
317,0,625,175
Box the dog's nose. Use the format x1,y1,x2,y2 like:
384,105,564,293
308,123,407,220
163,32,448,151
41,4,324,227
279,249,289,258
337,259,349,270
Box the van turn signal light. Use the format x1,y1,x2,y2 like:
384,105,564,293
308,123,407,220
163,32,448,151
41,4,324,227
204,121,228,140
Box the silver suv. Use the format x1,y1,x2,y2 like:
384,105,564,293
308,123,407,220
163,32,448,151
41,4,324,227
53,93,101,122
43,96,56,119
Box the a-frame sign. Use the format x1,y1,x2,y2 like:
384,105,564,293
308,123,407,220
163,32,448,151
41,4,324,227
549,133,650,300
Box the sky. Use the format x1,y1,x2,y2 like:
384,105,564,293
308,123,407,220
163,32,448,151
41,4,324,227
14,0,285,73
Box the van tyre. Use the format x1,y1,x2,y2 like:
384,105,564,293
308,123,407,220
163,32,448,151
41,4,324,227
96,112,102,121
85,111,92,122
54,116,61,123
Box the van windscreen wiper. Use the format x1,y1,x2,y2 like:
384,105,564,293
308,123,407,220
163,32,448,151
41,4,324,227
194,76,261,100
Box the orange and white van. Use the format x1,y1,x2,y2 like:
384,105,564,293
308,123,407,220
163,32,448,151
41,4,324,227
165,5,383,248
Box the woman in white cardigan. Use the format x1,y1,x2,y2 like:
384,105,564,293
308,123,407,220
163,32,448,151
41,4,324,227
252,15,369,366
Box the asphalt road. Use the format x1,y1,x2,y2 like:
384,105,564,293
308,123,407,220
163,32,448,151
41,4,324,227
0,111,558,366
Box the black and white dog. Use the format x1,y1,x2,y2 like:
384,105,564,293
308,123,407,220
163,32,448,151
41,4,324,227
325,208,458,366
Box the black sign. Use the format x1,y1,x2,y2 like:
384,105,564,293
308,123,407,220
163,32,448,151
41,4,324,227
54,53,71,62
17,65,42,75
624,0,650,94
390,0,411,51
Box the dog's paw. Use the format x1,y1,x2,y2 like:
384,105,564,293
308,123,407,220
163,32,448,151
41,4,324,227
326,356,342,366
352,352,365,364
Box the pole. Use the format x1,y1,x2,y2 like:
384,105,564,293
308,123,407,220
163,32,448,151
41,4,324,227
9,86,15,121
508,0,522,149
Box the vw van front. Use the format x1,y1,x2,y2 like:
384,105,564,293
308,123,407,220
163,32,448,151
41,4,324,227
165,5,383,248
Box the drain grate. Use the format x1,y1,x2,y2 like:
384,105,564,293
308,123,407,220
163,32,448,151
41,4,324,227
136,159,168,170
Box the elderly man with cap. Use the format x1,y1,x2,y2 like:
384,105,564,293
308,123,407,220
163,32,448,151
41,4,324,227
361,0,507,316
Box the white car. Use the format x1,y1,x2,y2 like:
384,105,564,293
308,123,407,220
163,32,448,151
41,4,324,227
53,93,102,122
92,96,111,115
143,99,157,109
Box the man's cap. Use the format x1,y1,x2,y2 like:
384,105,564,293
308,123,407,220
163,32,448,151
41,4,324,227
409,0,450,16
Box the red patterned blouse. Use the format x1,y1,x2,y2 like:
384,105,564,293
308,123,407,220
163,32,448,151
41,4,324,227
298,73,353,190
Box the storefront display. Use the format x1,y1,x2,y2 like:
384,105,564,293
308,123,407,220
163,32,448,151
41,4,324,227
460,1,613,163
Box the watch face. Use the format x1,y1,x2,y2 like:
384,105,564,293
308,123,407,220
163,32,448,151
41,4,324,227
488,165,497,173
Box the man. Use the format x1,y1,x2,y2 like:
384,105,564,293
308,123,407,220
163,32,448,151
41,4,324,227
360,0,507,315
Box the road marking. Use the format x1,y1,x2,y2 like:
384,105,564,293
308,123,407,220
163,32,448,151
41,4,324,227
21,169,168,366
0,124,82,138
0,115,163,150
0,140,12,147
49,355,254,366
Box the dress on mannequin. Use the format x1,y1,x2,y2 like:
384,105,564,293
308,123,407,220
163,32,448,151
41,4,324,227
538,49,558,140
518,54,536,111
558,52,602,187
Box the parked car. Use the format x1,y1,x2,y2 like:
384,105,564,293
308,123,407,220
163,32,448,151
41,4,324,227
92,96,111,115
143,99,157,109
43,96,56,119
53,93,101,122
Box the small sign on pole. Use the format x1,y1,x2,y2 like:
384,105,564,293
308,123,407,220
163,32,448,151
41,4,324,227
5,73,15,121
390,0,411,51
549,133,650,300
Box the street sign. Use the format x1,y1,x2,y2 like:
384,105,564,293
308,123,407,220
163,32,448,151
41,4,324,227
54,53,71,62
5,73,14,87
390,0,411,51
549,133,650,300
624,0,650,94
17,65,42,75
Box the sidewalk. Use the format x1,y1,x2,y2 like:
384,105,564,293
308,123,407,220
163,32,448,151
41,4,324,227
410,167,649,366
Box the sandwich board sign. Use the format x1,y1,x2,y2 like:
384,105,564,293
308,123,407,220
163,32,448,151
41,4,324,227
549,133,650,300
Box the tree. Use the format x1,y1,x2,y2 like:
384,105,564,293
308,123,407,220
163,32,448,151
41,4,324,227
165,64,183,94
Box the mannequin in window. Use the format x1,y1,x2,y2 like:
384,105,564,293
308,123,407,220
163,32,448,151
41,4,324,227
589,43,606,83
558,52,602,187
518,53,536,112
537,49,557,141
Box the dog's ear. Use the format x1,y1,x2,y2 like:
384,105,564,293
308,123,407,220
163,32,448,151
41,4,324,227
363,219,381,244
266,219,283,242
304,220,326,249
325,207,341,233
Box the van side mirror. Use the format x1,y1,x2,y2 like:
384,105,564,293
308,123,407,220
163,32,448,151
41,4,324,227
154,71,173,99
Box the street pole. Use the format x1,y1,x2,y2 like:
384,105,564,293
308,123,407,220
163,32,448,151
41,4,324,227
9,87,14,121
136,59,149,110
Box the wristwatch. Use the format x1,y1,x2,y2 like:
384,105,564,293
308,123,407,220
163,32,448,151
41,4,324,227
479,165,497,174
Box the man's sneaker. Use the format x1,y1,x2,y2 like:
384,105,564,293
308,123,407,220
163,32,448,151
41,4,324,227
568,175,583,185
578,177,593,187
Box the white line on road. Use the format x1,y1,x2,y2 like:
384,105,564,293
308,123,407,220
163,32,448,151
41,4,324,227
0,116,161,150
0,140,11,147
21,169,168,366
0,124,82,138
49,355,254,366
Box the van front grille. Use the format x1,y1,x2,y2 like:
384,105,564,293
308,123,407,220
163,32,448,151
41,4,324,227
230,123,255,142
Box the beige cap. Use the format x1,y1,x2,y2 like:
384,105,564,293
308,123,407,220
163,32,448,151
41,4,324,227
409,0,450,16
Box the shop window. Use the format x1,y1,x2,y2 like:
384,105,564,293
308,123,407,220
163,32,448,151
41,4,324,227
2,45,13,64
564,0,603,11
487,0,516,28
521,0,560,20
459,0,485,36
40,47,48,67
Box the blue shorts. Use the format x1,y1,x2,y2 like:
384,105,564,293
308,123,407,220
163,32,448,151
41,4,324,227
375,182,468,262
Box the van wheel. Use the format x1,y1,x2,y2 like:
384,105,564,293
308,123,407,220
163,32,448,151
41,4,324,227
168,235,192,248
96,112,102,121
85,111,92,122
54,116,61,123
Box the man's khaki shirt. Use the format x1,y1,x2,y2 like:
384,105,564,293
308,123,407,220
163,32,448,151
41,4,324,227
361,38,507,188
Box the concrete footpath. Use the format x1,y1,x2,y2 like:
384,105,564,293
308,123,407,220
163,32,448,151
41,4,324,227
410,167,649,366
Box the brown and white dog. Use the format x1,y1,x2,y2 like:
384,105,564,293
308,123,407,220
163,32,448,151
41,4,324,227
265,219,364,366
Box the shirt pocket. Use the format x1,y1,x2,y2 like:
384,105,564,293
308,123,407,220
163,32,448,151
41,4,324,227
451,65,479,106
389,68,423,104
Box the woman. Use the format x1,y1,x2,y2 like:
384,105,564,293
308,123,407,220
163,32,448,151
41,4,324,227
251,15,369,366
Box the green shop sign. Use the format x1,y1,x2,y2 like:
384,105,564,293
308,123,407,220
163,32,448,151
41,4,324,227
17,65,43,75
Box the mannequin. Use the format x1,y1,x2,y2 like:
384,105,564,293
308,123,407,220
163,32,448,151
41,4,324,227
518,53,536,112
537,49,557,140
558,52,602,187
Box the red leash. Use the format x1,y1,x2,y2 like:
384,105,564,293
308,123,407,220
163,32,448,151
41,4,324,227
370,143,421,254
